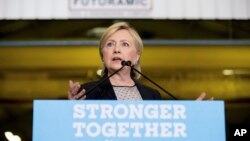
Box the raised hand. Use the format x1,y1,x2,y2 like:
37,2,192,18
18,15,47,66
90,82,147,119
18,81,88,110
196,92,214,101
68,80,86,100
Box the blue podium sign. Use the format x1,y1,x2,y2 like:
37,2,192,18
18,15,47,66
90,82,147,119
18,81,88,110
33,100,225,141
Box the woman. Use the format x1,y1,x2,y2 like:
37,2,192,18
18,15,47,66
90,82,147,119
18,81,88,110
68,22,161,100
68,22,210,100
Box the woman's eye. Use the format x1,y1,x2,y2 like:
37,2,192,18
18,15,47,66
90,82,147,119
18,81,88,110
122,42,129,47
106,42,114,47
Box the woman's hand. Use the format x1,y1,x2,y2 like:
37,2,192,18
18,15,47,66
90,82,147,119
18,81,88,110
196,92,214,101
68,80,86,100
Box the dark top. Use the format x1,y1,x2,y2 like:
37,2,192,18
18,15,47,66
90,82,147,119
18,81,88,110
80,76,162,100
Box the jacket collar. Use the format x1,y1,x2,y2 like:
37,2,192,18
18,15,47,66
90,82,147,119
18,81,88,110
99,74,148,100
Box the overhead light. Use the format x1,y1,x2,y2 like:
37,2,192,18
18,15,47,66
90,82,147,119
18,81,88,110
86,27,107,38
222,69,234,75
4,131,21,141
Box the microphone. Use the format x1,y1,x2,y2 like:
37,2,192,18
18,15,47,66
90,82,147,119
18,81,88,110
78,61,127,99
124,60,178,100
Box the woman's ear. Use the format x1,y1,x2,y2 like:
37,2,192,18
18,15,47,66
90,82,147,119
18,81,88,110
136,54,140,63
133,54,140,65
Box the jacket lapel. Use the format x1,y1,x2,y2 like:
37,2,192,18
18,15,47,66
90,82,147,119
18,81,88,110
135,82,148,100
99,76,117,100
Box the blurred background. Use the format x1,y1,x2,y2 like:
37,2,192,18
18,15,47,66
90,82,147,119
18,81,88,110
0,0,250,141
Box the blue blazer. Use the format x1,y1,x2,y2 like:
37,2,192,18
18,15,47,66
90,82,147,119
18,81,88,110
80,76,161,100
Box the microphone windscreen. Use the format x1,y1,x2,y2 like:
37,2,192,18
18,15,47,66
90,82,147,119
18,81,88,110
126,61,132,66
121,60,126,66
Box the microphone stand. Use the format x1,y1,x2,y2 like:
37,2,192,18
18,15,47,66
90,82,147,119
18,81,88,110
78,61,126,99
127,62,177,100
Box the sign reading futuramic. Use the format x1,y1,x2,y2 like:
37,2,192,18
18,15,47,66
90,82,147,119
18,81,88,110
69,0,152,10
33,100,225,141
1,0,249,19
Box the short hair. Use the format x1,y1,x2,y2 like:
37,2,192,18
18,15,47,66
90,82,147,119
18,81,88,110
99,22,143,79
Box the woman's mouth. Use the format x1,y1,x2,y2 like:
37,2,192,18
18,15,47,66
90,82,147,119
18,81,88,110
112,57,122,62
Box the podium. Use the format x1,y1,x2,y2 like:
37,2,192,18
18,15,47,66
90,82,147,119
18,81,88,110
33,100,225,141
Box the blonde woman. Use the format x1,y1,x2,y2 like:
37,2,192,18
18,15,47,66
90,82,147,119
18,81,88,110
68,22,161,100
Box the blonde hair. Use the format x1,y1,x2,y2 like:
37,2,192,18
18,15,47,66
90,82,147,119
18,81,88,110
99,22,143,79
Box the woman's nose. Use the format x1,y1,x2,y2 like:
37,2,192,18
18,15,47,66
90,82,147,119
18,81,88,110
113,46,121,53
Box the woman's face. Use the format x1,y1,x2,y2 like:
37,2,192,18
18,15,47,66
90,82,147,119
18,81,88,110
102,29,139,72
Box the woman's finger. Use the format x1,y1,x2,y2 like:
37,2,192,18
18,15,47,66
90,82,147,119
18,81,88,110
72,83,80,95
79,94,87,100
196,92,206,101
78,89,86,100
68,90,75,99
69,80,73,88
72,89,86,100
